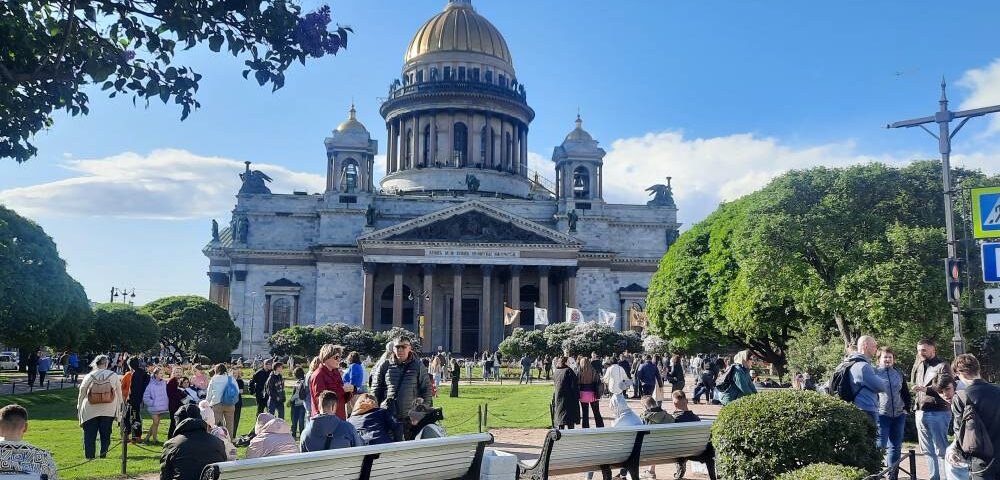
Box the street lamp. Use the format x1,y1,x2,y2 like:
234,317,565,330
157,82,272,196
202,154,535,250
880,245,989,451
408,289,431,344
249,291,257,358
110,287,136,305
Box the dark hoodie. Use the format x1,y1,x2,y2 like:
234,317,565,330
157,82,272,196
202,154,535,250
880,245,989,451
160,418,227,480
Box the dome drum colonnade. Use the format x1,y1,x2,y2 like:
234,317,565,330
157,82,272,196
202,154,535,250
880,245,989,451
379,0,534,198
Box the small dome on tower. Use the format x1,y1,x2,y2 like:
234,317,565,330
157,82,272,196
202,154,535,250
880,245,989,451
336,104,368,133
564,114,593,142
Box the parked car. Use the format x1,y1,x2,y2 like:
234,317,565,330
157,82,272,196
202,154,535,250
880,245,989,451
0,351,18,363
0,355,18,371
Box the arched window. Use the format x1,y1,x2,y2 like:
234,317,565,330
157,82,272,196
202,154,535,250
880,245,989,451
404,129,413,169
573,166,591,199
453,122,468,167
422,125,431,166
271,297,292,333
341,158,359,192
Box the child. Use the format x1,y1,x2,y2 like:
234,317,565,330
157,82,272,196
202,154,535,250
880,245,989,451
671,390,717,480
640,395,673,478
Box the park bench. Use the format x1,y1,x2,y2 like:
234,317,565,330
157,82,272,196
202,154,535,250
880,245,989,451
516,421,714,480
200,432,493,480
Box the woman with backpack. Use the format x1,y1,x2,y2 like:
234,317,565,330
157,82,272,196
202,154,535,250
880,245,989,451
206,363,239,437
289,367,308,438
142,367,169,444
76,354,122,459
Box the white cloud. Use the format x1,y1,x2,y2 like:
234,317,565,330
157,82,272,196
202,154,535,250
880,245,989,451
0,149,324,220
959,58,1000,135
597,131,910,227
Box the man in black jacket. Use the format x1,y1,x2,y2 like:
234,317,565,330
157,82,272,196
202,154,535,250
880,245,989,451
247,359,272,416
126,357,149,444
950,354,1000,480
160,405,227,480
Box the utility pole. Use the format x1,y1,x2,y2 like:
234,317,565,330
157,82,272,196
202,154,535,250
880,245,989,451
888,78,1000,355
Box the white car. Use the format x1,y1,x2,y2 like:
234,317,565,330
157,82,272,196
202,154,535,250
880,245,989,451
0,355,17,371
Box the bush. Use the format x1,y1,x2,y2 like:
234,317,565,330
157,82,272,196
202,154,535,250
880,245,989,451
775,463,868,480
498,328,547,359
711,390,880,479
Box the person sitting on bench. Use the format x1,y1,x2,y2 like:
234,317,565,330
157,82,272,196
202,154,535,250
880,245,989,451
301,390,363,452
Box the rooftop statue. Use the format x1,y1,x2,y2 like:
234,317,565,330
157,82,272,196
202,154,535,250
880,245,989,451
646,177,675,207
567,209,579,233
466,173,480,193
211,219,220,241
239,161,273,195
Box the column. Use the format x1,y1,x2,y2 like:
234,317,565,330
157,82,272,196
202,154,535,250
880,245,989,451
565,266,577,308
445,113,455,167
362,263,375,329
484,111,492,168
390,121,399,173
429,115,438,165
520,126,528,176
422,264,435,347
513,123,521,175
452,265,464,352
481,265,493,352
292,295,299,326
471,112,482,166
393,263,404,328
411,114,420,168
263,294,272,333
510,265,521,319
538,266,550,314
385,125,392,174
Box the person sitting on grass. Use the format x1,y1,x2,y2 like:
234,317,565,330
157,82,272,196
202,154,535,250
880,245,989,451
246,412,299,459
160,404,227,480
0,404,58,480
671,390,717,480
301,390,363,452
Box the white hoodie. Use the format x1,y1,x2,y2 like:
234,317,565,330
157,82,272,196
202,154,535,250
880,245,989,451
602,363,629,395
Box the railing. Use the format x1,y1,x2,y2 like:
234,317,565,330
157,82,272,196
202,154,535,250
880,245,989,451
385,78,528,103
527,168,556,196
865,449,917,480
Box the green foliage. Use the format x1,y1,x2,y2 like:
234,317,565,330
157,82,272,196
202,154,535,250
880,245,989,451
775,463,868,480
1,0,352,163
561,323,637,358
642,334,671,355
785,323,846,380
269,324,418,360
542,322,577,357
0,205,93,351
712,390,880,479
498,328,547,359
140,295,240,363
86,303,160,353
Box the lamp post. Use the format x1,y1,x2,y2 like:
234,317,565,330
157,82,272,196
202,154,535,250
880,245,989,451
888,79,1000,355
408,289,431,345
249,291,257,358
110,287,135,305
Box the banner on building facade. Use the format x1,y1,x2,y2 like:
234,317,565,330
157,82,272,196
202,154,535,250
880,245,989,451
504,306,520,326
534,307,549,326
628,307,648,328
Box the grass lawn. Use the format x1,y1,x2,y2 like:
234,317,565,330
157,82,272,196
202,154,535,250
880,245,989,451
1,384,553,479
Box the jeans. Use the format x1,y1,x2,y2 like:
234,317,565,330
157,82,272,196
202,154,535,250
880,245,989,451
878,414,906,480
580,401,604,428
267,399,284,419
948,462,970,480
38,370,46,386
290,404,306,437
82,416,113,459
693,385,713,403
917,410,952,480
520,368,531,384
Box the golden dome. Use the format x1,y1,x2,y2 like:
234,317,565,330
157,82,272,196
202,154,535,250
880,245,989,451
405,0,512,67
336,104,368,134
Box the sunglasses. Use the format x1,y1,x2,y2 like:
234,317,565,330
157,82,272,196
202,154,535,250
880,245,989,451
394,345,411,350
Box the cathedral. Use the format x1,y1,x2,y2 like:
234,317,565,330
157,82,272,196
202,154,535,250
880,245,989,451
204,0,680,356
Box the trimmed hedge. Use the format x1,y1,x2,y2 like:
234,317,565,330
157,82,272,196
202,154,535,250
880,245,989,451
711,390,880,479
776,463,868,480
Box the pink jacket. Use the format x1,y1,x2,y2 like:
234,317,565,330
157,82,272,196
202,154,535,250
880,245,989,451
246,413,299,459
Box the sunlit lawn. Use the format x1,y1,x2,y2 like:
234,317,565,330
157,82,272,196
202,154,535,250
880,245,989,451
1,383,553,479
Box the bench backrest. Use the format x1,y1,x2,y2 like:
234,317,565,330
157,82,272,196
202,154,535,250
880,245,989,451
202,433,492,480
524,421,713,476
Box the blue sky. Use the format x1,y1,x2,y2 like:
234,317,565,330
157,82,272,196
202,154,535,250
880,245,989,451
4,0,1000,305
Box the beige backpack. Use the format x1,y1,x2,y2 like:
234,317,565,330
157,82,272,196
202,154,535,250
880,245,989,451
88,373,115,404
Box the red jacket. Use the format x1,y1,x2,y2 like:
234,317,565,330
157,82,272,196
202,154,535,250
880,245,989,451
166,377,185,416
310,364,348,419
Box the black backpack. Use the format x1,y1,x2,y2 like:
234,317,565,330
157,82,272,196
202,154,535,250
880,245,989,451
829,358,865,402
715,366,736,394
957,392,994,461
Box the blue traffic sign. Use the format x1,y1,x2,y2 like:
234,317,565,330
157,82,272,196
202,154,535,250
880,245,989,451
985,243,1000,283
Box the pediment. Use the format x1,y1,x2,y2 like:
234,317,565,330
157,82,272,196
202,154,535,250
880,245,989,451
359,200,581,246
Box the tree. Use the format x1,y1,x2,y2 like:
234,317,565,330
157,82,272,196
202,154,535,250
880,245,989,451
542,322,577,357
86,303,159,353
0,205,93,353
140,295,240,363
561,323,639,358
498,328,547,359
268,323,417,361
2,0,352,163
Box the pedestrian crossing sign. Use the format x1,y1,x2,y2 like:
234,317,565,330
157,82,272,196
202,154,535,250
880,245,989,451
972,186,1000,239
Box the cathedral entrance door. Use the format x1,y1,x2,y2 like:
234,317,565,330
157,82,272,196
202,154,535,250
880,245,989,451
460,298,480,356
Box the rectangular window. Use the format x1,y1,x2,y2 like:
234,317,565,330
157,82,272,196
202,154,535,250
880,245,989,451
472,68,480,81
485,70,493,83
430,67,438,80
499,75,507,87
444,66,452,80
416,70,424,83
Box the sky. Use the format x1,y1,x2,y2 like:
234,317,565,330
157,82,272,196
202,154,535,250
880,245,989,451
4,0,1000,305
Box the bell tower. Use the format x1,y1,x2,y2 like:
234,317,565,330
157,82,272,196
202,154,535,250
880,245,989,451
324,104,378,194
552,115,606,210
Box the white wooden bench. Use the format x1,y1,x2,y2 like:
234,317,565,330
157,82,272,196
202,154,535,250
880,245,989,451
516,421,714,480
200,433,493,480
